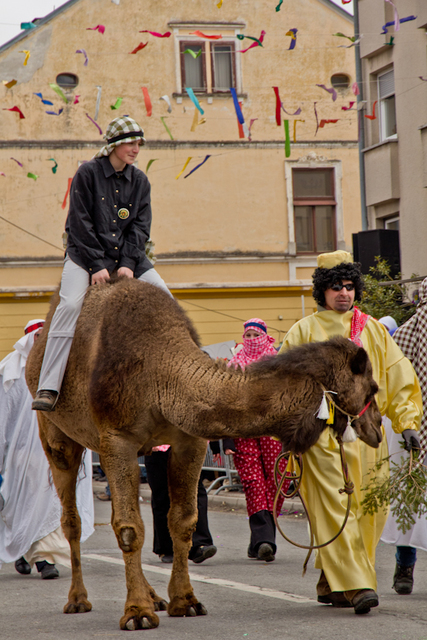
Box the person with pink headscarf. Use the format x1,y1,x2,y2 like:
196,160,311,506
227,318,284,562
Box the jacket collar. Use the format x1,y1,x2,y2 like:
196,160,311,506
98,155,132,181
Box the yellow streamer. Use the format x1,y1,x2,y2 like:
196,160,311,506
293,119,305,142
190,107,199,132
217,0,224,7
175,157,192,180
19,50,30,66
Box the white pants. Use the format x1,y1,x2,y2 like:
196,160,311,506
38,257,171,393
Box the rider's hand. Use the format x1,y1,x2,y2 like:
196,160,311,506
402,429,421,452
91,268,110,285
117,267,134,279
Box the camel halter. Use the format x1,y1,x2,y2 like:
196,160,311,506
272,387,373,575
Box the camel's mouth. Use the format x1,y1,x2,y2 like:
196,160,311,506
354,420,383,449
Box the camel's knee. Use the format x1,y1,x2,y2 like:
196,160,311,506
46,440,77,470
117,525,142,553
61,512,82,542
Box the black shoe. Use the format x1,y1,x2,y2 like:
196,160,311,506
393,563,414,595
37,562,59,580
159,554,173,564
247,546,258,559
351,589,379,614
32,390,58,412
190,545,217,564
15,557,31,575
257,543,275,562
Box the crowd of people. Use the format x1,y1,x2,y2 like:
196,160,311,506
1,115,425,616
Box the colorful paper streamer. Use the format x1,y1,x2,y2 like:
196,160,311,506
217,0,223,7
27,172,38,180
273,86,282,126
184,49,202,59
293,119,305,142
95,86,102,120
110,97,123,110
286,29,298,50
139,30,171,38
33,92,54,105
185,87,204,115
142,87,152,116
160,117,174,140
3,80,17,89
184,155,211,178
333,32,355,42
49,83,69,103
342,101,355,111
276,0,283,11
0,173,5,177
45,108,63,116
21,23,36,30
384,0,400,31
230,88,245,126
19,50,30,66
238,30,265,52
237,34,264,47
282,106,302,116
130,42,148,54
86,112,103,134
318,119,339,128
316,84,337,102
160,95,172,113
190,31,222,40
352,82,360,96
382,15,416,34
73,95,80,105
62,178,72,210
10,158,23,167
86,25,105,34
76,49,89,66
48,158,58,174
284,120,291,158
3,106,25,119
175,157,192,179
248,118,258,141
364,101,377,120
146,159,158,173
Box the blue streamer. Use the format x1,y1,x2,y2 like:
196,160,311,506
230,87,245,125
33,92,54,105
184,155,211,179
185,87,204,115
382,15,416,34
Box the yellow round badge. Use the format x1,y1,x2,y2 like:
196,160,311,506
118,208,130,220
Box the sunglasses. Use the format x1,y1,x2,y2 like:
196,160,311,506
330,283,355,292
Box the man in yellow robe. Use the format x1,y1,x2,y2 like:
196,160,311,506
279,250,422,614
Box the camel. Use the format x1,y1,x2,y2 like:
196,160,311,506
26,277,382,631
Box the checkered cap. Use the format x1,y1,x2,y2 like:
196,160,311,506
393,278,427,455
94,116,146,158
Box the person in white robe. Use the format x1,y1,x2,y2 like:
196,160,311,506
0,320,94,579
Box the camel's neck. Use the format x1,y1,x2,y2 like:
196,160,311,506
162,350,280,440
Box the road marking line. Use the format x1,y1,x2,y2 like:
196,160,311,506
83,553,316,604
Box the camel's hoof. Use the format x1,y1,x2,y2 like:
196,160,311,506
63,599,92,614
154,599,168,612
189,602,207,616
169,598,208,618
120,612,159,630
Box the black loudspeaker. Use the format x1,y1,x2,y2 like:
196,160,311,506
352,230,400,278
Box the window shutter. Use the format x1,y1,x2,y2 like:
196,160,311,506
379,70,395,99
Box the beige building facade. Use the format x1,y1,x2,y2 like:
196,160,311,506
358,0,427,278
0,0,361,358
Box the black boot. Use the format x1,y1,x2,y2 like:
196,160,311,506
393,564,414,594
15,557,31,575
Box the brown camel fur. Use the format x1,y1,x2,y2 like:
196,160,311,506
26,277,382,631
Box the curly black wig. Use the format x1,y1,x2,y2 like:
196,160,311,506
312,262,364,307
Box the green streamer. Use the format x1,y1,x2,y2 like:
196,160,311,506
110,97,123,110
146,159,158,173
48,83,69,104
160,117,174,140
27,172,38,180
47,158,58,174
184,49,202,59
275,0,283,11
284,120,291,158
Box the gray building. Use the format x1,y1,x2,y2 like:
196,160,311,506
358,0,427,278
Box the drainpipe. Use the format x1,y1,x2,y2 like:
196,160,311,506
353,0,368,230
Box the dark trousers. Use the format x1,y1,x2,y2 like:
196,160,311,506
144,450,213,557
396,546,417,567
248,510,276,555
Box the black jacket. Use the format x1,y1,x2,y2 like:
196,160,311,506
65,156,153,278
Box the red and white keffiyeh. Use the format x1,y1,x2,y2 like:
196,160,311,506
350,306,371,347
228,318,277,370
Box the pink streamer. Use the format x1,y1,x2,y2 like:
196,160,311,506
384,0,400,32
86,25,105,34
239,30,265,53
86,112,103,134
10,157,23,167
352,82,360,96
316,84,337,102
342,101,355,110
139,30,171,38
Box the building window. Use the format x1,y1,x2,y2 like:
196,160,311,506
56,73,79,89
180,41,236,94
292,169,336,253
385,216,399,231
378,69,396,141
331,73,350,90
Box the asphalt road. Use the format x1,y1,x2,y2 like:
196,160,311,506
2,493,427,640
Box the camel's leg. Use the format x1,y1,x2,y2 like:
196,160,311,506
100,436,160,630
166,436,208,617
37,413,92,614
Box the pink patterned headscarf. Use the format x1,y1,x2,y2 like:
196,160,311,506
228,318,277,370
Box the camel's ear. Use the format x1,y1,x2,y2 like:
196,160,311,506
351,348,368,375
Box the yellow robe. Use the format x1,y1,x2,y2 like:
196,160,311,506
280,309,422,592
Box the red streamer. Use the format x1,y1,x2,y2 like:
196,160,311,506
190,31,222,39
364,101,377,120
142,87,152,117
62,178,72,210
318,119,339,128
130,42,148,54
139,30,171,38
272,87,281,126
3,106,25,119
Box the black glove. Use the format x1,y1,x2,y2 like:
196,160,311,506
402,429,421,452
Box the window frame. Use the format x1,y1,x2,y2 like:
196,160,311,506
378,69,397,142
292,168,337,255
210,41,236,94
